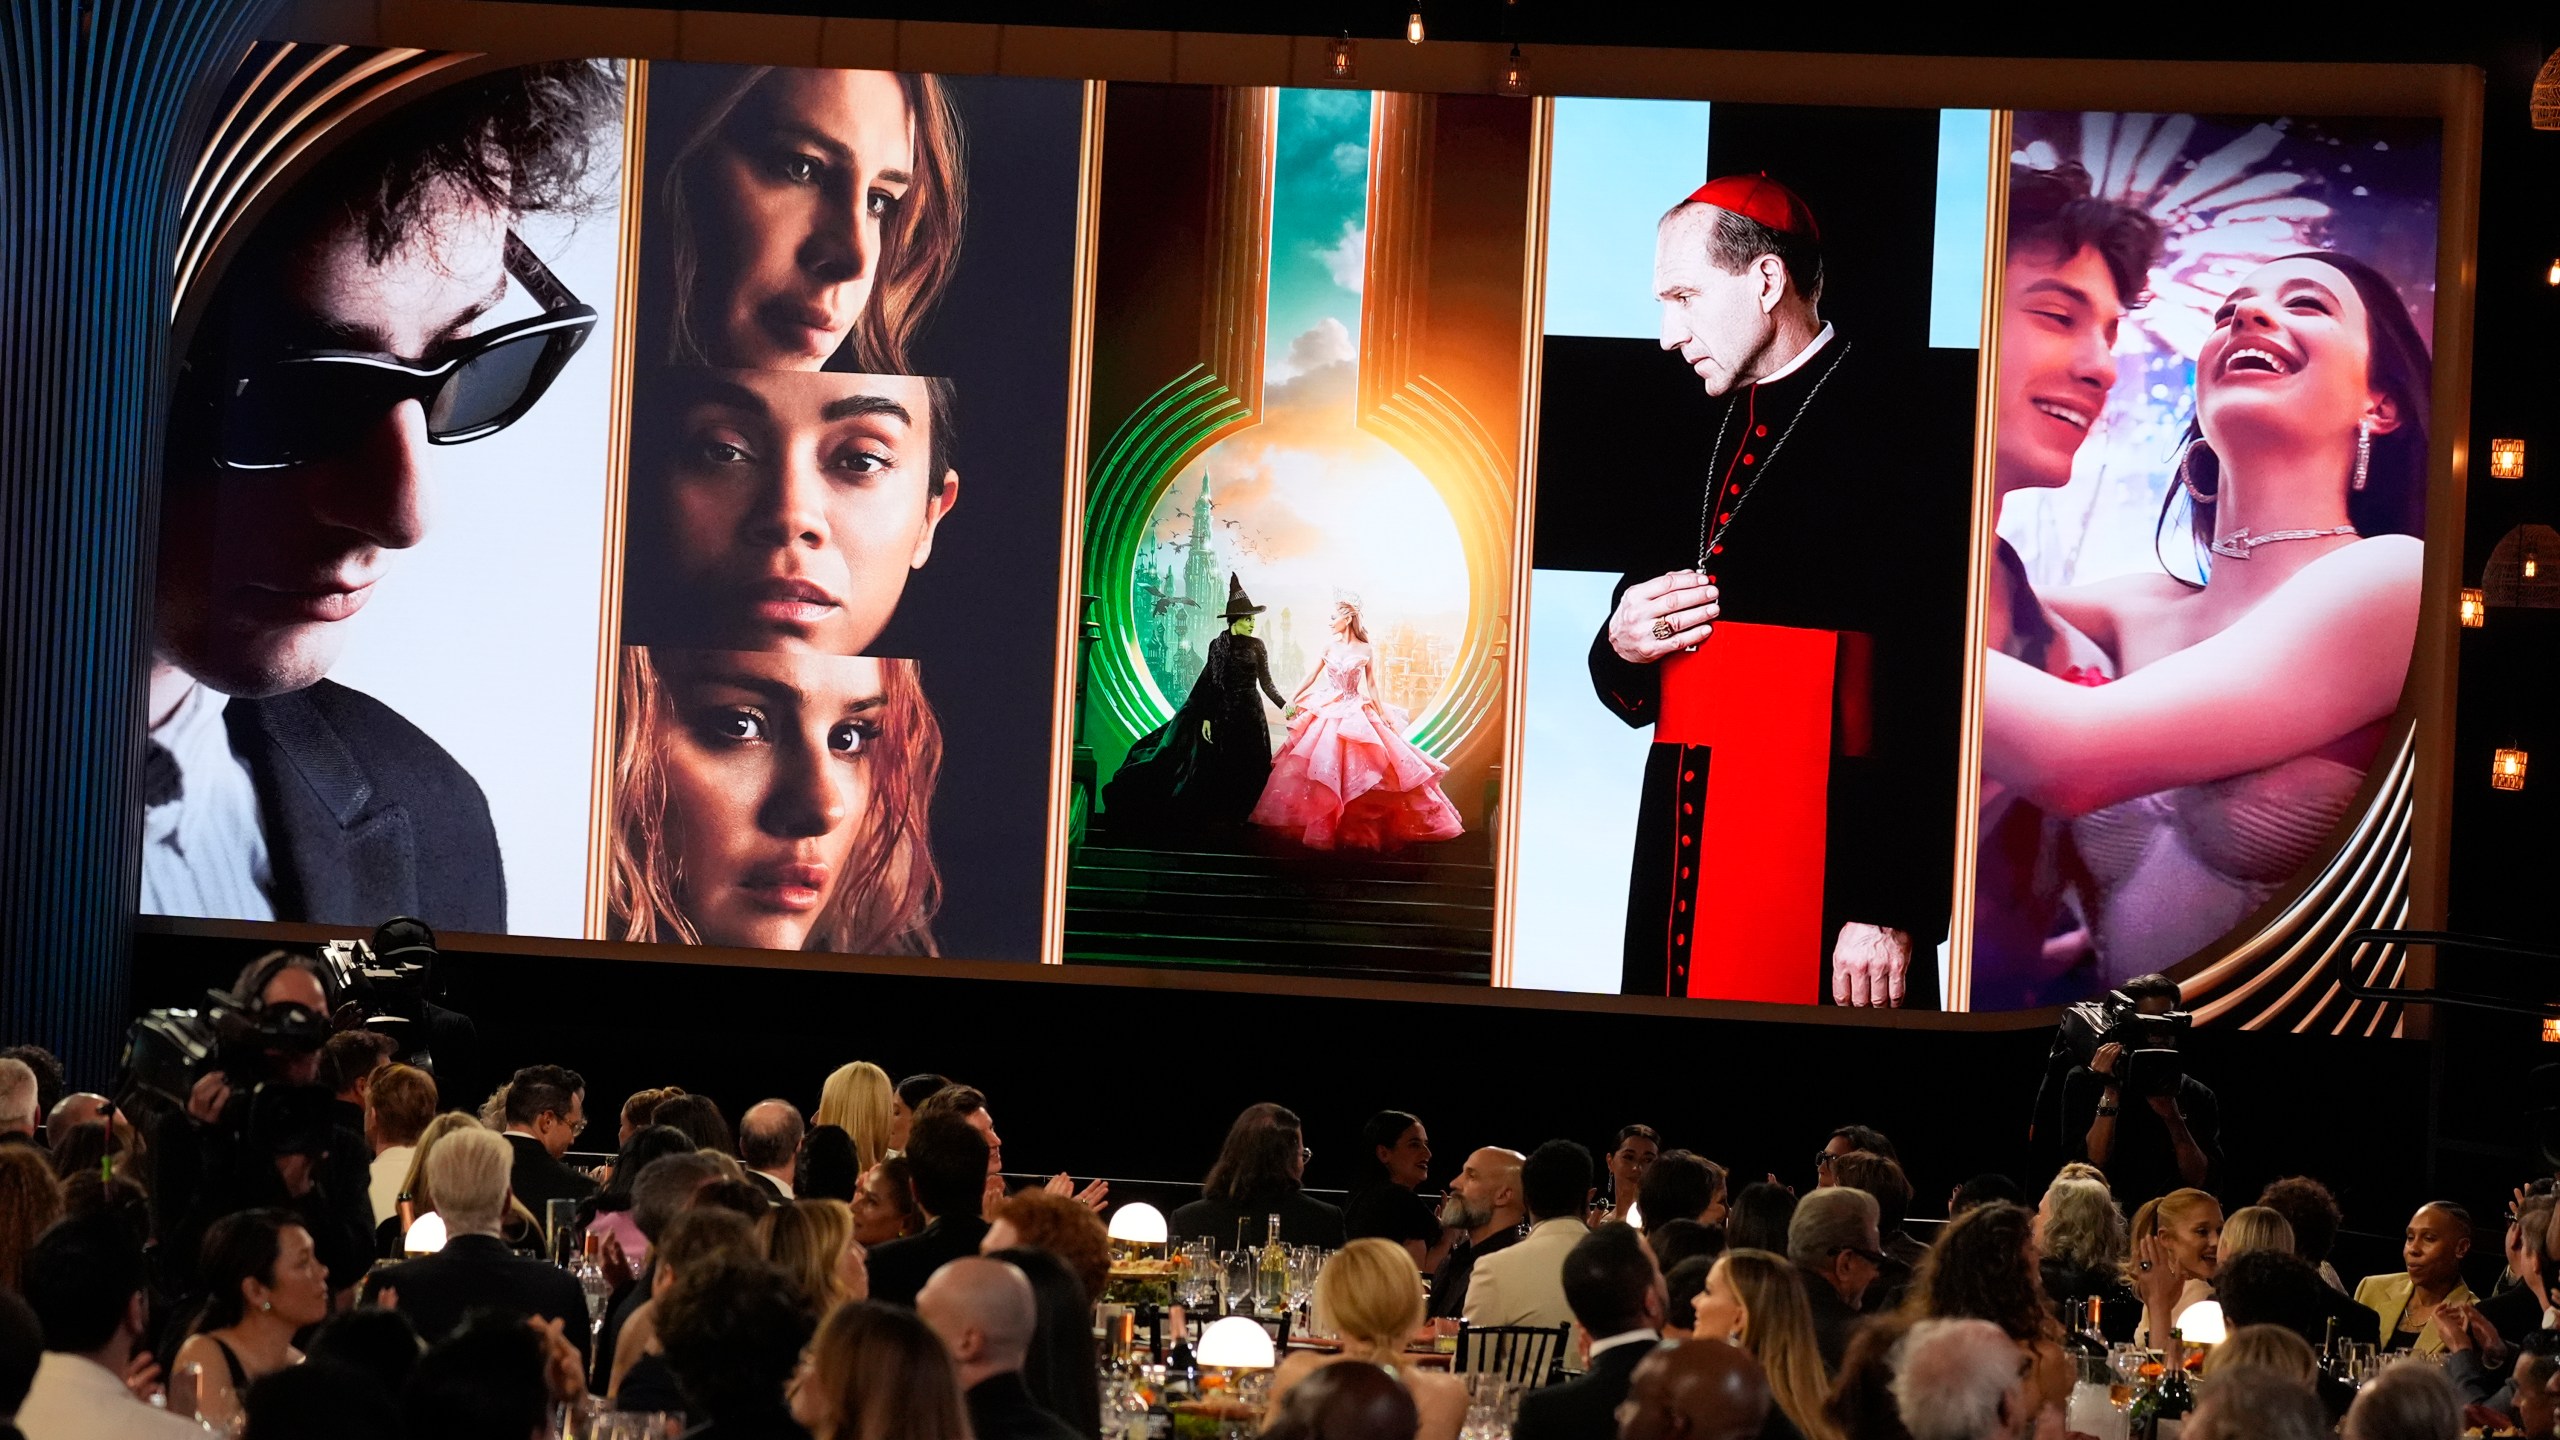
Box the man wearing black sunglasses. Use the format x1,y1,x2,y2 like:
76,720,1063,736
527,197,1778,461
144,60,621,930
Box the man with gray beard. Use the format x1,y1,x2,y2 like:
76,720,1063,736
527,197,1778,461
1427,1147,1524,1318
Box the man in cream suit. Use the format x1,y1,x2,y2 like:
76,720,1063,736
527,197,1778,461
1467,1141,1594,1368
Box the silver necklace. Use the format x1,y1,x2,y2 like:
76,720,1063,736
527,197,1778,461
1695,342,1851,571
2208,524,2359,560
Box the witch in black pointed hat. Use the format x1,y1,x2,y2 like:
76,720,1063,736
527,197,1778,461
1104,572,1289,833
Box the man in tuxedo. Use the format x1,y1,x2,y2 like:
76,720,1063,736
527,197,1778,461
363,1128,590,1365
144,61,622,931
738,1100,805,1202
498,1065,595,1211
866,1115,994,1307
1514,1224,1668,1440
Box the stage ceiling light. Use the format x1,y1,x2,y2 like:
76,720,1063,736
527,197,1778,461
2490,438,2526,480
2459,588,2486,628
2493,748,2529,792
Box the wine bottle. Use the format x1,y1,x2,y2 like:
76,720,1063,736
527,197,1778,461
1257,1214,1289,1315
2066,1296,2107,1357
2151,1332,2195,1439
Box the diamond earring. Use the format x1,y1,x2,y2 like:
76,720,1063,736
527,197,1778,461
2352,418,2372,492
2178,437,2218,503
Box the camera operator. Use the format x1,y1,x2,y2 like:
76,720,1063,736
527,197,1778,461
2059,974,2221,1207
148,953,378,1299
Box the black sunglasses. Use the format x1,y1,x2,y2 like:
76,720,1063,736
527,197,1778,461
192,233,596,471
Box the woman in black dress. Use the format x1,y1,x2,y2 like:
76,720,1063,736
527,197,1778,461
1105,574,1287,832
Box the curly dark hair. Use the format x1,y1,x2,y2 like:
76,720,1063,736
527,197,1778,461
294,60,622,266
1905,1201,2054,1343
2007,161,2163,307
657,1255,819,1418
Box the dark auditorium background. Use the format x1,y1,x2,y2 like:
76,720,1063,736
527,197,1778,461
7,0,2560,1295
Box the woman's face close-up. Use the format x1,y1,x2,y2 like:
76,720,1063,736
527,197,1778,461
696,68,915,369
2404,1206,2470,1287
1380,1123,1432,1190
850,1164,907,1247
2196,256,2385,470
1609,1135,1659,1197
264,1224,332,1329
662,370,954,655
657,651,888,950
2167,1204,2224,1280
1691,1259,1746,1344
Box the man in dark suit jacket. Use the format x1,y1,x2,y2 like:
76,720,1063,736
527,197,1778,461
1516,1224,1667,1440
867,1114,994,1308
143,64,621,938
363,1128,591,1366
497,1065,597,1215
919,1257,1081,1440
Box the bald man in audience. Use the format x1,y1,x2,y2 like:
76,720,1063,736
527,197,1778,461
917,1257,1080,1440
1617,1339,1772,1440
45,1092,108,1142
1430,1147,1526,1318
738,1099,806,1201
1891,1318,2042,1440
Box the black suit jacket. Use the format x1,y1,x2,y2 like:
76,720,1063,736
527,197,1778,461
506,1133,598,1212
1801,1266,1864,1373
746,1170,789,1203
226,679,505,931
866,1215,992,1307
1514,1337,1658,1440
364,1232,591,1364
965,1372,1083,1440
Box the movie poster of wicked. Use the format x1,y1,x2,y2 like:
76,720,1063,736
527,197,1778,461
1062,85,1533,984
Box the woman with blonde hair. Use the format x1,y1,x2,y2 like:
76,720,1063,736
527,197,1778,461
2218,1206,2298,1264
1688,1248,1844,1440
384,1112,540,1253
2202,1323,2318,1384
1270,1239,1465,1440
608,648,942,956
790,1300,972,1440
2035,1176,2134,1325
761,1198,867,1313
815,1062,895,1172
2128,1188,2223,1345
644,66,965,373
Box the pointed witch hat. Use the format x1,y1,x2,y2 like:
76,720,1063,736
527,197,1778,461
1221,573,1266,620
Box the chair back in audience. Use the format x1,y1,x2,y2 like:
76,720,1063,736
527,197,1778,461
1453,1322,1568,1386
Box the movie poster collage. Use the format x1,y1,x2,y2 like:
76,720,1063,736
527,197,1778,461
144,44,2449,1015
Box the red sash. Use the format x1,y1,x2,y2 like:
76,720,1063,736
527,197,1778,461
1655,622,1840,1004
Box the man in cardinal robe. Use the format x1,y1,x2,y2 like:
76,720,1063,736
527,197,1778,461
1587,174,1970,1008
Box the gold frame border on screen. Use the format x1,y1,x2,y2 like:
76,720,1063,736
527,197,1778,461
204,12,2482,1034
582,60,650,941
1488,97,1556,993
1942,110,2014,1015
1039,79,1109,966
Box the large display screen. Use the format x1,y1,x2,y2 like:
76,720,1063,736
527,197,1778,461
144,45,2456,1019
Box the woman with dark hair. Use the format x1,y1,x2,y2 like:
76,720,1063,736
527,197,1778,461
1170,1103,1347,1249
608,648,943,957
1902,1202,2072,1414
1595,1124,1661,1225
798,1125,863,1202
790,1300,972,1440
989,1247,1104,1439
1342,1109,1446,1268
851,1157,923,1247
584,1123,696,1266
1984,250,2433,978
172,1209,332,1430
2355,1202,2477,1356
889,1074,949,1154
649,1094,738,1157
1726,1182,1799,1257
644,66,965,373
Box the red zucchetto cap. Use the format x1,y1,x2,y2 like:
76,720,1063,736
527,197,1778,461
1684,173,1820,243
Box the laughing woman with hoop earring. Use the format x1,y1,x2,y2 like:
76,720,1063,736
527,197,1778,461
1979,250,2430,979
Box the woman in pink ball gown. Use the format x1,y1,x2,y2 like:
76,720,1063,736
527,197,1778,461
1249,599,1464,851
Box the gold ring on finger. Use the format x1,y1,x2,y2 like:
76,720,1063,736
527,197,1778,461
1651,619,1675,641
